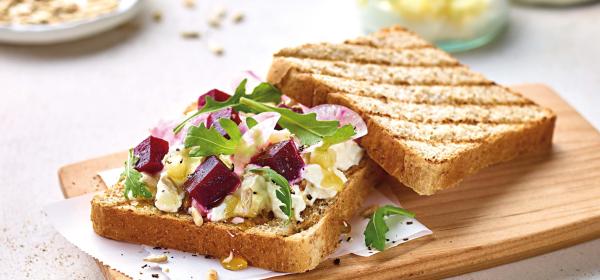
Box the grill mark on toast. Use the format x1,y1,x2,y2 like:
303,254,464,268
278,57,492,86
343,91,531,106
365,108,545,125
310,75,533,106
339,93,551,125
343,91,532,108
275,43,460,67
371,116,527,144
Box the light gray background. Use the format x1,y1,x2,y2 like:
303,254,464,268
0,0,598,279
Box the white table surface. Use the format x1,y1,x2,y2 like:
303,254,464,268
0,0,598,279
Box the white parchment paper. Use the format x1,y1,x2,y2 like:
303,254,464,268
43,169,431,279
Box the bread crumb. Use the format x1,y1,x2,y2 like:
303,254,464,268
207,269,218,280
144,254,168,263
232,12,244,23
162,267,170,273
360,204,379,218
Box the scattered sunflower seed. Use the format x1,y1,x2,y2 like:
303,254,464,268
183,0,196,9
181,31,201,39
207,269,218,280
213,6,227,19
232,12,244,23
208,43,224,56
143,254,168,263
152,11,162,22
207,17,220,28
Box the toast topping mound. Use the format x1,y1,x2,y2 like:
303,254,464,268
121,80,366,224
267,25,557,195
92,80,384,272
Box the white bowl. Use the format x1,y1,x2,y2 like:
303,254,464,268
0,0,142,45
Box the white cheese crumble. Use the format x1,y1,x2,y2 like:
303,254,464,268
330,140,363,171
154,174,184,213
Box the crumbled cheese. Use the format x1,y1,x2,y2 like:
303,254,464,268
207,269,218,280
302,164,338,204
267,181,288,220
290,185,306,222
154,175,184,213
329,141,363,171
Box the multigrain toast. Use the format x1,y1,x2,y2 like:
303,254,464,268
91,158,383,273
268,26,556,195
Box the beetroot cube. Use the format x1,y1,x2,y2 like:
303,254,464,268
133,136,169,173
198,89,230,109
206,108,241,137
250,140,304,182
184,156,241,210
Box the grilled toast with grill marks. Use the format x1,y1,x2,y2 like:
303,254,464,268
267,26,556,195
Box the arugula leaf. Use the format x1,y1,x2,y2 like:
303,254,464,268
184,122,241,157
250,167,292,220
319,124,356,150
246,117,258,129
218,118,242,141
173,80,282,133
121,149,153,200
239,97,340,146
246,83,282,104
364,205,415,251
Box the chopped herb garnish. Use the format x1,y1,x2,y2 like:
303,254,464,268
250,167,292,220
364,205,415,251
120,149,152,200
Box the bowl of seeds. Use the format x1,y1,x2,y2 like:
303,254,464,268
0,0,142,44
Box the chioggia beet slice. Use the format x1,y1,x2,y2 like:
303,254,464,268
133,136,169,173
184,156,241,210
250,140,304,183
197,89,230,109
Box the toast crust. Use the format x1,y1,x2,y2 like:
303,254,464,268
267,32,557,195
91,158,383,273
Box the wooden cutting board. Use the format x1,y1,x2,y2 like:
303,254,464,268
58,84,600,280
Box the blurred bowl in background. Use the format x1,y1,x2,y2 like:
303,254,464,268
357,0,509,52
0,0,142,45
513,0,598,5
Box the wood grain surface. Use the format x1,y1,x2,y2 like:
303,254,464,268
58,84,600,280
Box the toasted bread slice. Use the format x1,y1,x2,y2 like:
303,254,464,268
91,158,383,273
267,26,556,195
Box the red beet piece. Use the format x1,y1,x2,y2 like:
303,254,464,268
198,89,230,109
133,136,169,173
206,107,241,137
250,140,304,182
184,156,241,210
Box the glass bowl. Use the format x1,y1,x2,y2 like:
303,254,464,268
357,0,509,52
